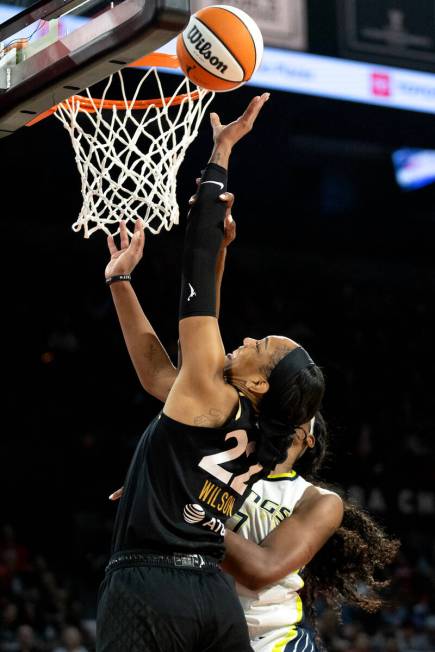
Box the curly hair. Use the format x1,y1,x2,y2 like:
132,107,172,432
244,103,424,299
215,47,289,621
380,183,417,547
293,414,400,644
305,501,399,615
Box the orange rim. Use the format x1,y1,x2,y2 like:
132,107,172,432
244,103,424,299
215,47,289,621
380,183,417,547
129,52,179,69
26,52,193,126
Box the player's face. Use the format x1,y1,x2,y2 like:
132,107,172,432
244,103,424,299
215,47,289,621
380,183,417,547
224,335,299,378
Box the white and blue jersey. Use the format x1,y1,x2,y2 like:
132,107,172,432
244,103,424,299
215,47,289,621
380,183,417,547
227,471,336,651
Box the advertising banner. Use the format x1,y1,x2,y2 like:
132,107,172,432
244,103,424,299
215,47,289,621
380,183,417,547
250,48,435,115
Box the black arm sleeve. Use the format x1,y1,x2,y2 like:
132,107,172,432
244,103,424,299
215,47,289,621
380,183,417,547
179,163,228,320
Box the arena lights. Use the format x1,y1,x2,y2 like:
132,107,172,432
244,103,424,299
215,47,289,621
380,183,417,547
392,148,435,190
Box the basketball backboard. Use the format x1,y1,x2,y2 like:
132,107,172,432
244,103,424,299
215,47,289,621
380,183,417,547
0,0,190,136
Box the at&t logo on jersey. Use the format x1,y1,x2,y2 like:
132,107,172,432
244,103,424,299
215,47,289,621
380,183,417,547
183,504,205,523
183,503,225,536
202,515,225,536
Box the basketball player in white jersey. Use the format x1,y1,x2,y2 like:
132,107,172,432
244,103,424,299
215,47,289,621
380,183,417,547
223,416,336,652
224,409,401,652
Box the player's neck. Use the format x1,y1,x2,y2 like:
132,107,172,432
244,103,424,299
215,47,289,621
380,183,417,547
272,461,294,474
272,449,298,475
225,379,262,411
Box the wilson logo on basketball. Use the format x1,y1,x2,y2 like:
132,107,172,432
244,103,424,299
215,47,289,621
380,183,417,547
177,5,263,92
186,25,228,74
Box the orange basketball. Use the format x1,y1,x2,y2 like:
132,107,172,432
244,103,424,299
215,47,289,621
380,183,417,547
176,5,264,93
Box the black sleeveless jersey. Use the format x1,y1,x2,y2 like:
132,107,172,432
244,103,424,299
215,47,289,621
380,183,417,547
111,397,264,560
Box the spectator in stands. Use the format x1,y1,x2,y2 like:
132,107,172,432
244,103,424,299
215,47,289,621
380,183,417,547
14,625,41,652
53,626,88,652
0,603,19,652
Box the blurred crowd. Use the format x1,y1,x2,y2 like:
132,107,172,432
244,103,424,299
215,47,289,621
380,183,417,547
0,525,94,652
1,522,435,652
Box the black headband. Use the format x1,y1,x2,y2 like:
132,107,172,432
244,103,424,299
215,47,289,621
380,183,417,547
269,347,315,386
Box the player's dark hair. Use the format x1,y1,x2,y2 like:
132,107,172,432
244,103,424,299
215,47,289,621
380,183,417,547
294,415,400,648
294,411,330,478
256,362,325,474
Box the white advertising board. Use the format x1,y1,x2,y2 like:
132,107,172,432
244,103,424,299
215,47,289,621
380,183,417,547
250,48,435,116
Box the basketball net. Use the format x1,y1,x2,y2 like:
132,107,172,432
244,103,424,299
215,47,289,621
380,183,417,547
44,54,214,238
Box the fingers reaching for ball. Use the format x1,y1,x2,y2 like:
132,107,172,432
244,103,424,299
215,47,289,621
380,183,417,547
210,93,270,148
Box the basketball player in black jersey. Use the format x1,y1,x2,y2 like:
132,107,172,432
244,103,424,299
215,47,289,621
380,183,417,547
97,95,325,652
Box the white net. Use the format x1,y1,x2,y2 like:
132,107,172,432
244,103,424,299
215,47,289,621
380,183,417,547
55,65,215,238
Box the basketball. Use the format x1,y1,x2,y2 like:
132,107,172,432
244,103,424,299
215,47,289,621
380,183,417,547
176,5,264,93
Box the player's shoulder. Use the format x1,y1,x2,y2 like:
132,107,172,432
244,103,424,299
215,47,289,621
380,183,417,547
159,388,255,433
313,485,342,500
298,483,344,519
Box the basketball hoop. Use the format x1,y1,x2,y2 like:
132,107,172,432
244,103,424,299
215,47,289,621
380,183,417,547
28,53,214,238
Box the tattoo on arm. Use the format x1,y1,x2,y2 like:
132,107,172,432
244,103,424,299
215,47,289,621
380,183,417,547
194,408,223,426
210,150,222,165
209,145,231,168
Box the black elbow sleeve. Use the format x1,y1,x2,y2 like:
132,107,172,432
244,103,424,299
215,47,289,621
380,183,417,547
179,163,228,320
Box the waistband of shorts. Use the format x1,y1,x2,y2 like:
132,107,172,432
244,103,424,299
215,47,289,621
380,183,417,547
106,550,221,573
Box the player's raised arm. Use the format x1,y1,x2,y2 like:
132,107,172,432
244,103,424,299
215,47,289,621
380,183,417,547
109,197,238,503
106,219,177,402
106,188,237,405
187,180,236,320
164,94,270,426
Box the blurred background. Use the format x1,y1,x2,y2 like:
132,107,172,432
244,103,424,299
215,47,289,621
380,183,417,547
1,1,435,651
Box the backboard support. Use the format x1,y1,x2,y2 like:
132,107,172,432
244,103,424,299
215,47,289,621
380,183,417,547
0,0,190,137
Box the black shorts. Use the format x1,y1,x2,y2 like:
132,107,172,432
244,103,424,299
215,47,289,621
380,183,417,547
96,551,252,652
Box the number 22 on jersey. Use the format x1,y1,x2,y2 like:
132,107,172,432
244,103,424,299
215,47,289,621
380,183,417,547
198,430,262,496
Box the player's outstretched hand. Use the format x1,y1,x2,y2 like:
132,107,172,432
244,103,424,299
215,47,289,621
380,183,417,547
105,219,144,280
210,93,270,150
